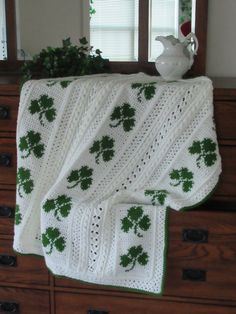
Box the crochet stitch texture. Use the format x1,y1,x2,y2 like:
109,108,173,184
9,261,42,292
13,73,221,294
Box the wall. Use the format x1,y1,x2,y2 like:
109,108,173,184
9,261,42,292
16,0,84,58
206,0,236,77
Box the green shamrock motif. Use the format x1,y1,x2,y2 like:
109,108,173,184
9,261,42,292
67,166,93,190
89,136,115,164
188,138,217,168
29,94,56,126
120,245,149,272
109,103,136,132
19,130,45,159
144,189,169,205
121,206,151,238
170,167,194,192
42,227,65,255
43,195,72,221
47,80,74,88
15,205,22,225
131,82,157,102
17,167,34,198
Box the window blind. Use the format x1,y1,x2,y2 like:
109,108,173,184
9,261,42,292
90,0,139,61
149,0,179,61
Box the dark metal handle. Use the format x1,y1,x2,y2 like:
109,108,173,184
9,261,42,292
0,302,19,313
0,255,17,267
0,154,12,167
0,206,14,218
182,229,208,243
0,106,9,119
87,310,109,314
182,269,206,282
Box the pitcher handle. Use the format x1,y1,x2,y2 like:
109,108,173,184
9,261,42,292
185,32,199,55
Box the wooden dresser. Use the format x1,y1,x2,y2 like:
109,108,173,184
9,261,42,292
0,76,235,314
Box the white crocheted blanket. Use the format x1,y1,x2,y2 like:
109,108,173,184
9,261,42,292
13,73,221,294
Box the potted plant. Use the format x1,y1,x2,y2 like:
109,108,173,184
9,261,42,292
20,37,110,85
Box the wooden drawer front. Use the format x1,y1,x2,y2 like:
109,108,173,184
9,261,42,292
0,239,49,285
0,287,49,314
0,190,15,235
0,138,16,186
55,292,236,314
215,145,236,198
164,211,236,301
0,96,19,133
214,101,236,140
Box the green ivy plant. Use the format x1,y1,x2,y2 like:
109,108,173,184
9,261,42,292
21,37,109,85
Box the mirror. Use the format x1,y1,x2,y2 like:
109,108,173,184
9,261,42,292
15,0,85,60
149,0,196,61
0,0,7,60
90,0,196,62
14,0,196,61
0,0,207,76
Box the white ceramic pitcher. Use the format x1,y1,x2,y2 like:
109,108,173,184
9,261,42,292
155,33,199,81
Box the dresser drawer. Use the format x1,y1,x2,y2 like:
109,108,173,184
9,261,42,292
0,96,19,133
0,190,15,235
164,210,236,301
0,287,49,314
0,138,16,186
0,239,49,285
55,292,236,314
214,101,236,140
215,145,236,197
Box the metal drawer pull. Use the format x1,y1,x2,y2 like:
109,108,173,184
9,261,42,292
0,154,12,167
182,229,208,243
182,269,206,282
87,310,109,314
0,302,19,313
0,106,9,119
0,255,17,267
0,206,14,218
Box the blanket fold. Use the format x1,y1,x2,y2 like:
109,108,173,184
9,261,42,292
14,73,221,294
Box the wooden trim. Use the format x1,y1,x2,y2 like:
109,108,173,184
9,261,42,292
191,0,208,75
138,0,149,62
5,0,17,61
